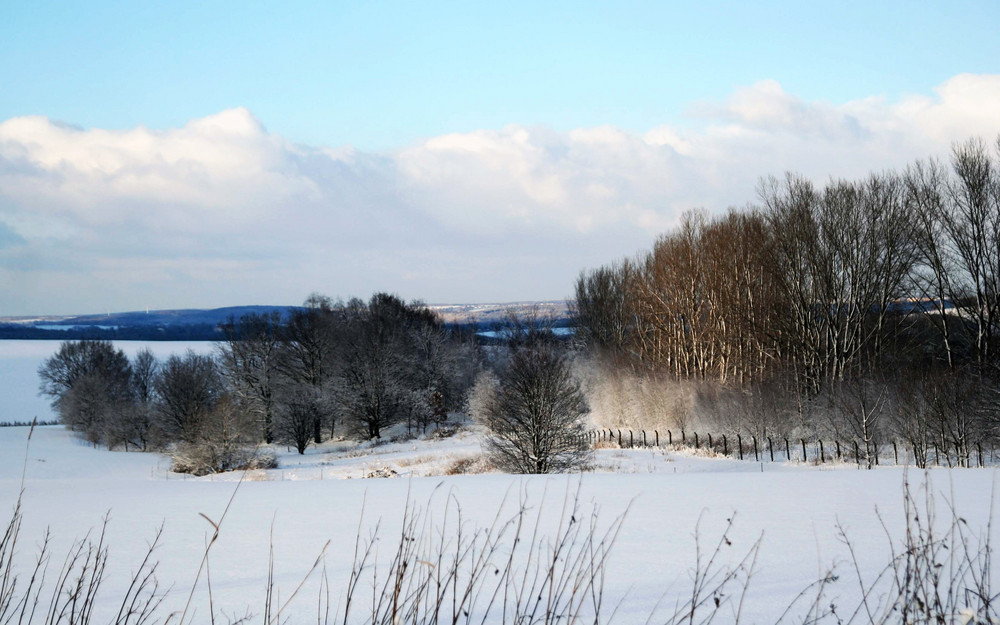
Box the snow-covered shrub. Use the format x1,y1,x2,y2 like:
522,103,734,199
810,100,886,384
581,362,696,432
364,466,398,478
169,396,273,476
444,454,490,475
464,370,499,421
170,442,276,476
429,422,463,439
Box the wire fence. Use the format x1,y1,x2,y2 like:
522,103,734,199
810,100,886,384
585,428,993,468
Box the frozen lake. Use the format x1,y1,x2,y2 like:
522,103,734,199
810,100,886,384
0,340,216,423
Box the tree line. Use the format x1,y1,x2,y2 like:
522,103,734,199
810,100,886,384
38,293,480,473
574,136,1000,461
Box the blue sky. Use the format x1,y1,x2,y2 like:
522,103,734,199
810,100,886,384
4,0,997,149
1,1,999,315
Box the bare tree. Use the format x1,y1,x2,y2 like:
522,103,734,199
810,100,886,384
38,340,132,445
333,294,452,440
126,348,159,450
408,317,479,432
475,344,591,474
103,349,159,452
278,296,337,442
574,260,636,357
218,311,282,443
759,174,826,395
832,378,888,469
905,159,959,368
940,138,1000,369
154,351,222,443
275,397,321,454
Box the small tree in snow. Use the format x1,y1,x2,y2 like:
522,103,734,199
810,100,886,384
276,397,321,454
475,345,591,474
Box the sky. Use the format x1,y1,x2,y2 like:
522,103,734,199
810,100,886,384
1,0,999,316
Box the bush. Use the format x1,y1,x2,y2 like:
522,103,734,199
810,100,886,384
171,443,277,476
444,454,490,475
169,397,271,475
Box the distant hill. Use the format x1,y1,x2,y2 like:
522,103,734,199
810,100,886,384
0,301,572,340
0,306,301,340
427,300,570,327
47,305,302,328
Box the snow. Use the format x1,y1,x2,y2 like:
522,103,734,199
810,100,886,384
476,327,574,339
1,423,996,623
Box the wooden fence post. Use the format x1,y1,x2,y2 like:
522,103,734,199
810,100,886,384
768,437,774,462
682,429,686,444
668,430,673,445
629,430,634,448
708,433,713,449
695,432,699,449
820,440,825,463
737,434,744,460
618,429,622,447
753,436,759,462
642,430,647,447
801,439,807,463
893,441,898,465
723,434,728,456
836,440,841,460
655,430,659,446
785,438,790,461
979,442,984,467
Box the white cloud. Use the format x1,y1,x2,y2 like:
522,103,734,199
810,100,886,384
1,74,1000,314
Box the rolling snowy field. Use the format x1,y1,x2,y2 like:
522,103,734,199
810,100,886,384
1,424,996,623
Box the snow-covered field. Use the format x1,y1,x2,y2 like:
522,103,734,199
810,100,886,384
1,424,996,623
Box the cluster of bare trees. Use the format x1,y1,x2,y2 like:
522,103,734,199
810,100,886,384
39,293,480,469
576,137,1000,456
37,341,240,469
218,292,479,453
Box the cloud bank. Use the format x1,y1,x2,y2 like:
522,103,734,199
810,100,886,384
2,74,1000,315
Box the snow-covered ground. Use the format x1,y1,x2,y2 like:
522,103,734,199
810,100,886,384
1,424,996,623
